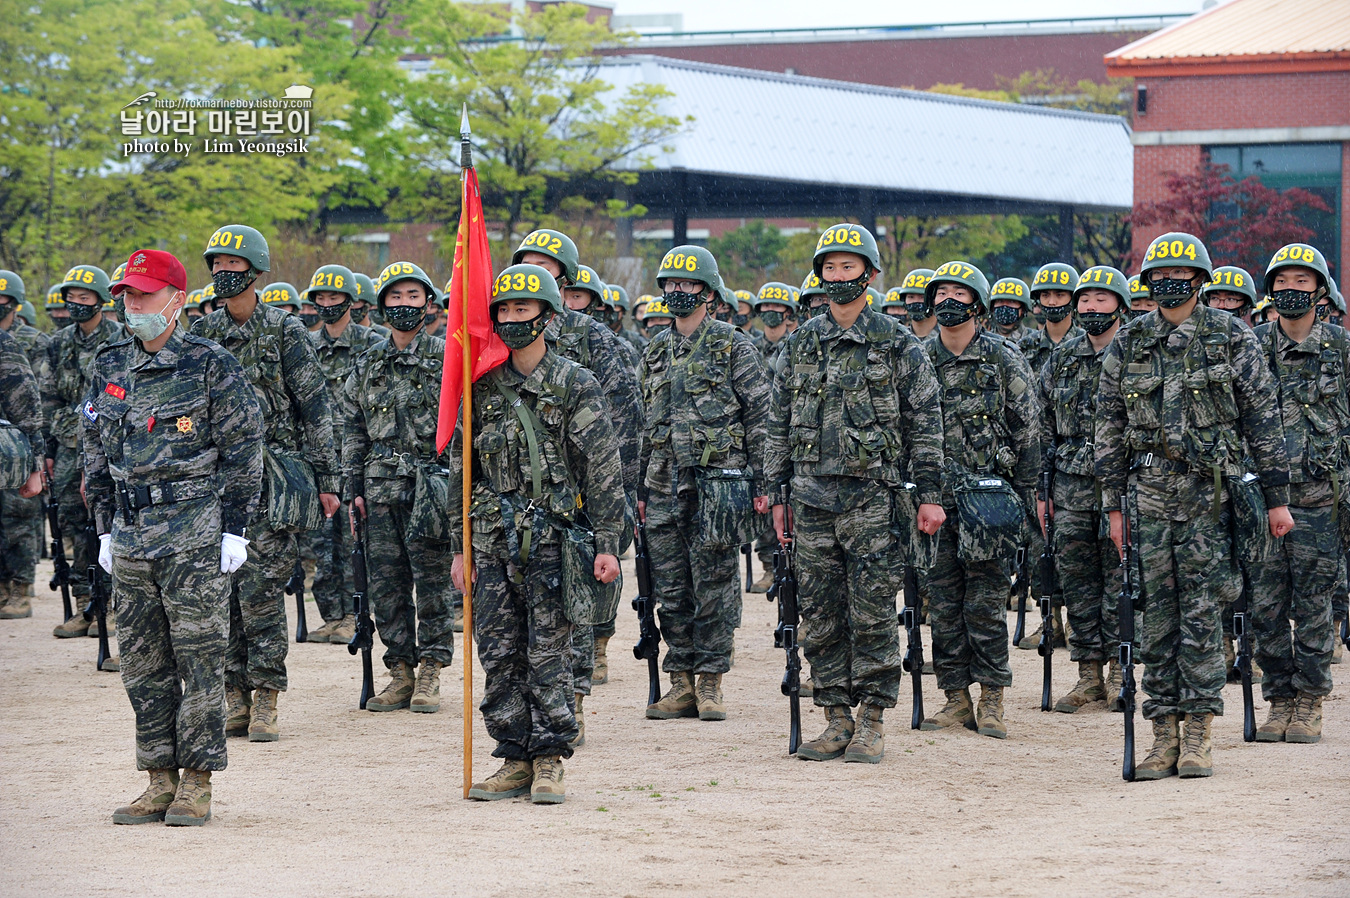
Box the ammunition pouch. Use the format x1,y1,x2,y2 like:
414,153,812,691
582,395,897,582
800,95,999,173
0,420,35,491
952,472,1025,565
695,467,759,548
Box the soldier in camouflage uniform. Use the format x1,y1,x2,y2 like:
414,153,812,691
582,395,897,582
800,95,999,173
46,284,70,328
917,260,1036,740
341,261,456,712
1202,265,1258,327
1248,243,1345,745
765,225,945,763
304,264,383,647
86,249,263,826
640,245,770,723
350,273,391,338
878,287,909,324
898,269,936,341
1037,266,1132,714
450,263,625,805
989,277,1036,344
0,325,45,619
1128,274,1157,320
191,224,341,743
1097,231,1294,780
41,265,124,634
747,281,799,593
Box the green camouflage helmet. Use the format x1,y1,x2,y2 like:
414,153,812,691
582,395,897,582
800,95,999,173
926,260,991,310
198,281,216,308
715,275,737,309
352,272,376,306
1329,277,1345,313
1128,273,1150,302
18,301,36,325
800,271,826,299
303,264,359,302
989,277,1033,312
812,223,881,274
1074,266,1132,310
0,269,26,304
572,264,606,303
45,284,63,311
57,264,113,305
756,282,799,312
733,288,755,308
260,282,300,308
656,245,720,292
899,268,934,297
185,288,204,310
1030,262,1079,298
608,284,631,313
492,263,563,314
512,228,580,286
375,261,439,310
881,287,907,309
865,286,883,306
1263,242,1331,296
638,296,670,321
1202,265,1259,308
203,224,271,273
1140,232,1213,282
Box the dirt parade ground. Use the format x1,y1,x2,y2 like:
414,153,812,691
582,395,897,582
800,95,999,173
2,553,1348,898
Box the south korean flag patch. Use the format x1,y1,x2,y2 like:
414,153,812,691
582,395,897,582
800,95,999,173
82,399,98,423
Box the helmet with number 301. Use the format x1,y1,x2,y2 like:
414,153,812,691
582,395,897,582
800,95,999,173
1263,242,1331,296
492,263,564,314
656,245,720,292
811,223,881,275
989,277,1033,312
512,228,580,286
1139,232,1213,282
1201,265,1259,308
925,260,991,310
203,224,271,273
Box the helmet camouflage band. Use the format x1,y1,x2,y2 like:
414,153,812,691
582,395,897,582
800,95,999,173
899,268,934,297
1073,266,1132,311
573,264,606,302
45,285,64,311
260,282,300,307
989,277,1033,312
57,264,113,305
492,263,563,314
799,271,826,299
925,260,991,310
1139,232,1214,283
512,228,580,286
203,224,271,273
656,245,719,292
0,269,26,304
1202,265,1259,308
303,264,359,303
1263,242,1331,297
812,223,881,275
1030,262,1079,298
375,261,439,310
755,281,799,312
1128,274,1150,302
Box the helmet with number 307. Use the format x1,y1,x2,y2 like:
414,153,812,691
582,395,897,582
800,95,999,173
492,263,563,314
203,224,271,273
1263,243,1331,296
989,277,1033,312
811,223,881,275
512,228,580,286
656,245,720,292
1201,265,1259,308
925,260,991,310
1139,232,1213,282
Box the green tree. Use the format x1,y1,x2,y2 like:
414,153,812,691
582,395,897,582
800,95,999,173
708,220,789,289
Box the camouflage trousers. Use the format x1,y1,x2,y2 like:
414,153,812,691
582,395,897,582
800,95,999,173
646,490,740,676
795,491,902,709
754,522,776,569
1249,503,1336,700
114,541,230,772
929,511,1013,691
0,485,40,586
1053,508,1120,663
367,501,455,669
52,443,92,598
473,541,577,760
226,524,294,694
1136,508,1234,720
303,515,354,623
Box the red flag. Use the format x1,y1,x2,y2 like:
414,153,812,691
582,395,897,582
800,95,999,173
437,167,508,453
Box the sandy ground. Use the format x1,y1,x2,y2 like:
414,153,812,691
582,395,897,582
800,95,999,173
2,553,1348,898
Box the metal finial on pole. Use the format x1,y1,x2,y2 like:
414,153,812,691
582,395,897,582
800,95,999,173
460,104,472,170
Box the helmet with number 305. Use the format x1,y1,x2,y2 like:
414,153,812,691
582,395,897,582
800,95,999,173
375,261,439,310
492,263,563,314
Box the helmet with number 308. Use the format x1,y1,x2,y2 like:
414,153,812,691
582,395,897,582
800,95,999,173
1030,262,1079,298
492,263,563,314
1139,232,1213,282
1263,242,1331,296
656,245,720,292
203,224,271,273
989,277,1033,312
925,260,991,310
512,228,580,286
811,223,881,275
375,261,439,310
1073,266,1132,310
57,264,113,305
1201,265,1259,308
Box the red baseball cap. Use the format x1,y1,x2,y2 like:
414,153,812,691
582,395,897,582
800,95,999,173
111,249,187,295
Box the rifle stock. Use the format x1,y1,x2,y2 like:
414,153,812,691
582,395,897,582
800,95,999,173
83,524,112,672
901,562,924,730
347,512,374,709
771,486,802,754
1037,470,1055,712
1119,495,1138,782
44,477,73,622
287,561,307,643
632,520,662,707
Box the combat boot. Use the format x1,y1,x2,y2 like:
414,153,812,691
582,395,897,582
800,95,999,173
53,613,91,638
797,706,854,760
248,687,279,742
695,673,726,721
1054,661,1105,714
1284,693,1323,744
410,660,443,714
976,685,1007,739
531,756,565,805
367,660,415,711
1135,714,1180,779
467,759,533,801
1104,658,1125,712
646,671,697,719
1177,713,1214,778
1334,618,1344,664
225,687,251,737
164,769,212,826
112,768,179,824
1016,621,1041,650
452,607,464,633
1052,606,1068,648
920,688,975,731
307,618,341,642
593,635,610,685
844,703,884,764
0,582,31,619
749,570,774,594
328,614,356,645
569,693,585,748
1256,697,1294,742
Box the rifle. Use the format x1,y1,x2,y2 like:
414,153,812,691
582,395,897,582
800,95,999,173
346,511,374,709
82,524,112,672
1037,470,1055,712
768,485,801,754
1230,473,1259,743
286,560,307,643
901,561,924,730
742,542,753,592
1012,546,1029,646
632,519,662,706
44,475,73,622
1118,495,1138,782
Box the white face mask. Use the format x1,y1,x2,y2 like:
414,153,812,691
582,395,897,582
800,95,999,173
125,293,180,342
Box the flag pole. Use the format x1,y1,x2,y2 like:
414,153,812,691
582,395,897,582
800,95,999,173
459,104,475,800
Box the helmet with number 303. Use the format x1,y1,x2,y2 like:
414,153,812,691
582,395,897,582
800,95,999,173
1139,232,1213,282
203,224,271,273
512,228,580,286
1201,265,1258,308
1263,243,1331,296
925,260,991,310
811,223,881,275
492,263,564,314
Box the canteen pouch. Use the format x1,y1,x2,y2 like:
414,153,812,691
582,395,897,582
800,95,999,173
561,523,621,627
408,462,453,543
263,447,323,532
0,421,34,491
1228,472,1276,564
695,467,759,548
953,473,1024,565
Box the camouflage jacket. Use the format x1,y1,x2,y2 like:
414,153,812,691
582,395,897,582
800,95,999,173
191,299,338,494
0,328,44,471
752,329,790,365
41,316,124,454
7,321,52,393
640,316,770,500
766,307,944,511
927,329,1039,506
340,329,445,506
1253,319,1350,507
544,308,641,493
1038,332,1110,512
81,325,263,559
619,326,647,353
447,349,626,557
992,322,1037,346
310,321,383,463
1096,304,1290,522
1020,324,1084,377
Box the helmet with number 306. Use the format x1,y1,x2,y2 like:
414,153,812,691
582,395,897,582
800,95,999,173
656,245,720,292
492,263,563,314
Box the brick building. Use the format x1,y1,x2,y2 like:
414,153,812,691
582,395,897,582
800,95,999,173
1106,0,1350,274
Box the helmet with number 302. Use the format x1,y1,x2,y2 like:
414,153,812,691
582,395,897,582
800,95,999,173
989,277,1033,312
57,264,113,305
1139,232,1213,282
492,263,563,314
811,223,881,275
512,228,580,286
1202,265,1259,308
656,245,720,292
375,261,439,310
203,224,271,273
1073,266,1132,310
925,260,991,310
1263,242,1331,296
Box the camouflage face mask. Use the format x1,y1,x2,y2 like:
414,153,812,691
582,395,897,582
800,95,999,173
1078,310,1118,335
1149,277,1196,308
1040,301,1073,323
494,309,553,349
991,305,1022,328
315,298,351,323
759,310,785,328
823,271,869,304
212,268,256,300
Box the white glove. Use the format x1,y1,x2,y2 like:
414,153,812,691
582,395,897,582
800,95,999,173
98,534,113,575
220,533,250,574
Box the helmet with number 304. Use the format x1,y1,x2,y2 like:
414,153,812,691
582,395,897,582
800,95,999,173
57,264,113,305
1030,262,1079,298
492,263,564,314
1201,265,1259,308
811,223,881,275
1263,243,1331,296
1073,266,1132,310
375,261,439,310
1139,232,1213,282
755,282,799,312
925,260,991,310
203,224,271,273
989,277,1033,312
656,245,720,292
512,228,580,286
303,264,359,303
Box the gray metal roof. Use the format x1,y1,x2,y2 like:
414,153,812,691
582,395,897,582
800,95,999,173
601,56,1134,212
